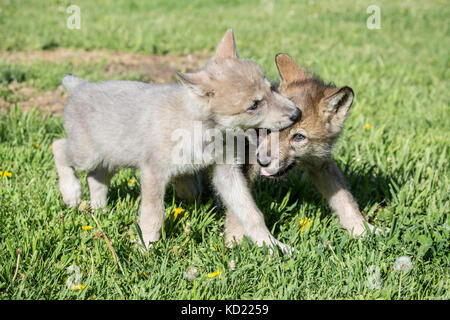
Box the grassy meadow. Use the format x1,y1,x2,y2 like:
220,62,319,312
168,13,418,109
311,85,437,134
0,0,449,299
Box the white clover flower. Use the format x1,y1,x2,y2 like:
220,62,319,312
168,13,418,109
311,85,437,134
183,267,198,281
393,256,413,272
229,259,236,271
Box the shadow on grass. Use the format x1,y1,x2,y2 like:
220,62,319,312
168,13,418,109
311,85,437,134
104,160,399,239
251,162,399,233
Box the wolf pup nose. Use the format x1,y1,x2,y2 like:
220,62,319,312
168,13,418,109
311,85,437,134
289,107,301,121
256,152,271,167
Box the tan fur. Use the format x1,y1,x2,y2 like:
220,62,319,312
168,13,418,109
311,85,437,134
224,54,387,248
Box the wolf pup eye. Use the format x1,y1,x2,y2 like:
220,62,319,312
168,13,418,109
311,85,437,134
293,133,305,142
247,100,260,111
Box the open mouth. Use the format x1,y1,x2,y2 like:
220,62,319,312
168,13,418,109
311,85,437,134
260,161,296,178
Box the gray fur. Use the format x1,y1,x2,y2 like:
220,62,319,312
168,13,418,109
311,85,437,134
62,74,86,93
52,30,300,248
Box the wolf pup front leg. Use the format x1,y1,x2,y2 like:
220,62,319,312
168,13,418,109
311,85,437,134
212,164,294,254
138,166,170,244
305,159,384,236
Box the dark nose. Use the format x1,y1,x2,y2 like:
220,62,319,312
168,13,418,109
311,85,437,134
289,107,301,122
257,153,271,167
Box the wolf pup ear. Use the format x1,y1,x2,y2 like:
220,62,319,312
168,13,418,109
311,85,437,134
322,86,354,125
177,71,214,97
275,53,311,85
214,29,238,59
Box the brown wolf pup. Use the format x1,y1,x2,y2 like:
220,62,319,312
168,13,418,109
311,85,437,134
223,54,387,249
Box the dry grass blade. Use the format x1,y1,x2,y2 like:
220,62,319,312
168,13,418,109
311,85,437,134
79,201,125,275
5,248,22,292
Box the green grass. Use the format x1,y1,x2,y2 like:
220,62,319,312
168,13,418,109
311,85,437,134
0,60,153,91
0,0,449,299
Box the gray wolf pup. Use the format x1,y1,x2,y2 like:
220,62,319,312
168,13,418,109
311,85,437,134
52,30,300,248
223,54,387,249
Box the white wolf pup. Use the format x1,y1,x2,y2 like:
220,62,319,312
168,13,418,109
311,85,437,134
52,30,300,248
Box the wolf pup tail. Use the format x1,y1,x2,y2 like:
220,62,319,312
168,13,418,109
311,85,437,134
62,74,86,93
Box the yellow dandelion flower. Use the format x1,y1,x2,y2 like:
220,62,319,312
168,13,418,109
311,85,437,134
208,268,222,279
143,272,147,276
82,225,93,231
0,171,12,179
173,207,184,220
71,284,85,291
35,143,40,148
365,124,371,131
299,217,311,233
128,178,136,185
